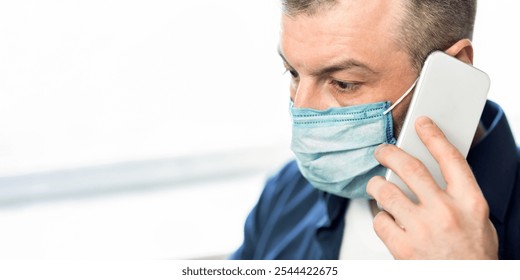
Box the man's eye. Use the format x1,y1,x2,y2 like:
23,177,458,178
331,80,358,93
285,69,298,79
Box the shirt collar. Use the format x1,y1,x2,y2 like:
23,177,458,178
467,100,518,223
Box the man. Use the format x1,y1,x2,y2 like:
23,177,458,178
231,0,520,259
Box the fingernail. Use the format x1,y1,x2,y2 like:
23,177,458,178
375,144,388,155
417,116,433,128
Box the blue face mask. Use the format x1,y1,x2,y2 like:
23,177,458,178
290,80,417,199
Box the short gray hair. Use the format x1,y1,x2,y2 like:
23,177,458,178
281,0,477,71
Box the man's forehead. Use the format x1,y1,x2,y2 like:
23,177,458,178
280,0,405,72
283,0,405,23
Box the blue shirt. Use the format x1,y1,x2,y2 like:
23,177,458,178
231,101,520,259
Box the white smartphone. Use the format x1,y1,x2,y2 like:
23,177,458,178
385,51,490,203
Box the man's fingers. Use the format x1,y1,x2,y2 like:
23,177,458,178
414,116,480,195
372,210,406,259
367,176,416,227
374,143,442,203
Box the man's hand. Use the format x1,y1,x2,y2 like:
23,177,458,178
366,116,499,259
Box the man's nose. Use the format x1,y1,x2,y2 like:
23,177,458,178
292,80,322,109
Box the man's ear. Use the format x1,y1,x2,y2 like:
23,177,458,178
445,39,474,65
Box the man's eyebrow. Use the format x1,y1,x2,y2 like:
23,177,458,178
312,59,377,76
277,47,377,76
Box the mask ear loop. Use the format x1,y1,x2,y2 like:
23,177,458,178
383,78,419,115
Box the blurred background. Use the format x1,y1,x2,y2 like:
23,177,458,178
0,0,518,259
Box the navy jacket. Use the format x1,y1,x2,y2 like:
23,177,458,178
231,101,520,259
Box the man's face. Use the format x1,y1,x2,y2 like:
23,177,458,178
280,0,418,135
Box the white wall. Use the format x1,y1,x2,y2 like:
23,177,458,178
0,0,289,176
473,1,520,139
